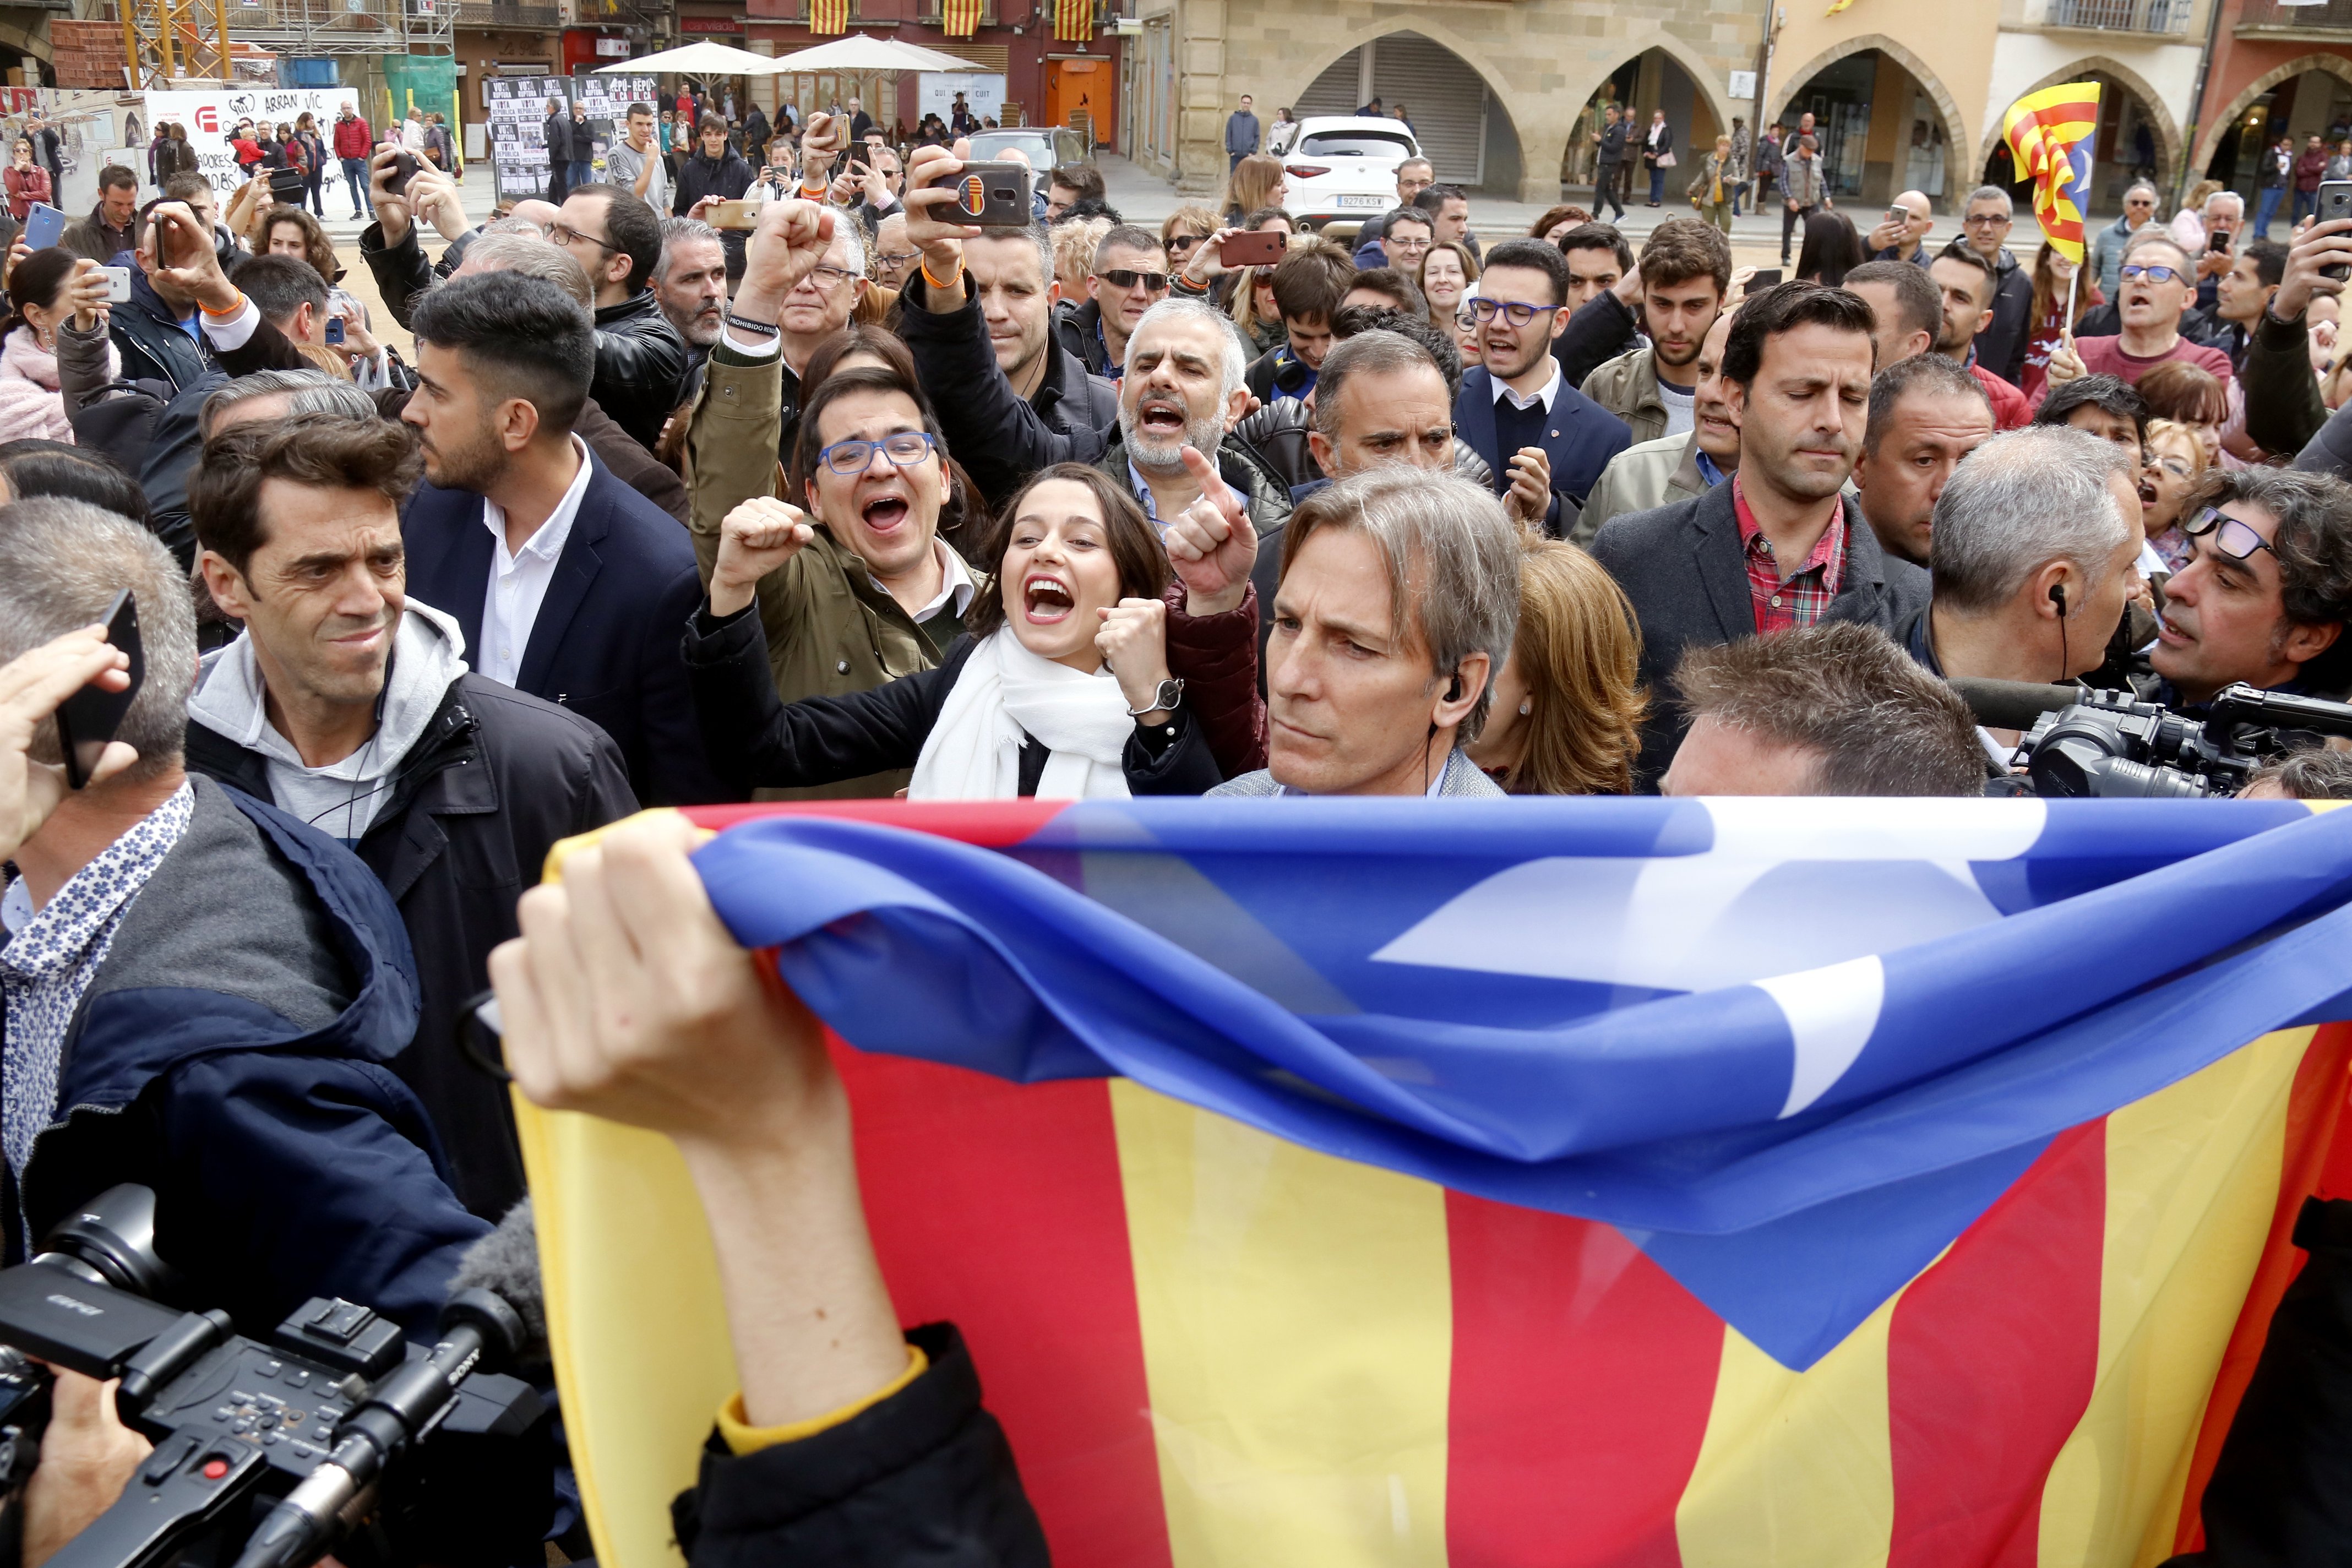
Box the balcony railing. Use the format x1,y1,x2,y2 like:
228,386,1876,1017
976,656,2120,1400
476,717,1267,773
456,1,558,24
2240,0,2352,29
2043,0,2192,32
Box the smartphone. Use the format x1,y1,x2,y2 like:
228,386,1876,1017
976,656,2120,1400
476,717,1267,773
1885,205,1908,225
100,265,130,303
2323,182,2352,281
707,197,763,229
2209,227,2233,253
930,161,1032,227
1749,266,1784,288
53,589,141,791
324,315,345,345
845,143,870,172
384,151,421,197
22,202,65,251
1219,229,1288,266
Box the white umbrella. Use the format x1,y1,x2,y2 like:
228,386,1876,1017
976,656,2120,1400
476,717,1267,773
766,35,983,74
591,40,787,76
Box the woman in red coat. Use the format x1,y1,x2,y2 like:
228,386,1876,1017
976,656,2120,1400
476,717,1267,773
3,138,51,222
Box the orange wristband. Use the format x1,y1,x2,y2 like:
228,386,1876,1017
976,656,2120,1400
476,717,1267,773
199,290,247,319
921,254,963,292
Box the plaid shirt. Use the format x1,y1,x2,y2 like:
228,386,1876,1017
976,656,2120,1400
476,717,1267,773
1732,475,1847,634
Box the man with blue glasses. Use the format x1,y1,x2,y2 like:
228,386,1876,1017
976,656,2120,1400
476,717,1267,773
2037,231,2235,409
2150,467,2352,710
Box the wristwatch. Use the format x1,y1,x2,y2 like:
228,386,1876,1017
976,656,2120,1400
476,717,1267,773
1128,677,1184,717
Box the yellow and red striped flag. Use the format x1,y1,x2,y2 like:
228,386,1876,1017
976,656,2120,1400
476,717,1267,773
1053,0,1091,42
808,0,847,34
942,0,979,36
2003,79,2101,265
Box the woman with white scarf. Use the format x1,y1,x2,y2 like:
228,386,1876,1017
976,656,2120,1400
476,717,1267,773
687,463,1234,799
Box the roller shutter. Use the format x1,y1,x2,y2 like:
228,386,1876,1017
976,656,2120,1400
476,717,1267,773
1371,33,1485,184
1296,51,1360,119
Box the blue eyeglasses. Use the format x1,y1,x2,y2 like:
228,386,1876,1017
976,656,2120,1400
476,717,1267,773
2120,263,2185,285
1468,298,1561,326
818,431,938,476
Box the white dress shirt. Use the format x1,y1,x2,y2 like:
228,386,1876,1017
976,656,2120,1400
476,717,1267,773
1491,356,1562,413
478,435,595,688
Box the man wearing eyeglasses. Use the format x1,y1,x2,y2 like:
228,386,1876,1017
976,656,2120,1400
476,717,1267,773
2090,182,2160,300
1453,238,1631,536
2038,231,2235,408
870,211,919,291
2152,468,2352,709
1956,186,2034,388
1053,224,1168,378
548,182,692,451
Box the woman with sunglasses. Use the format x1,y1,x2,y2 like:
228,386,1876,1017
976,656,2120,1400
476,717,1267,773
2038,233,2236,410
688,462,1250,799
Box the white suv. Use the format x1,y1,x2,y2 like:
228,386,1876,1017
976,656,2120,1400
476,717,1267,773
1280,116,1421,232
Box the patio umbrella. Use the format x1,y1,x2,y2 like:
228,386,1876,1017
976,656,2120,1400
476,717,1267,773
591,40,788,75
766,35,982,73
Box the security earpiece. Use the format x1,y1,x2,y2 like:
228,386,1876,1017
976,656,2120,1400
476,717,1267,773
1446,673,1463,702
2049,582,2067,614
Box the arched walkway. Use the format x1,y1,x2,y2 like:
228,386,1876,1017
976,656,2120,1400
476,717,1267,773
1553,33,1744,204
1768,32,1970,206
2007,56,2182,202
2195,52,2352,175
1287,25,1528,194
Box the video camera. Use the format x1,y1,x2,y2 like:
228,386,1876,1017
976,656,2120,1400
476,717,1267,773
1952,679,2352,798
0,1186,548,1568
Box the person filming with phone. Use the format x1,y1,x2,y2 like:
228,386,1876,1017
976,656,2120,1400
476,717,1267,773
0,498,492,1348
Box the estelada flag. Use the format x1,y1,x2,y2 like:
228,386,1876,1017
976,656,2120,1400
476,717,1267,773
518,796,2352,1567
2004,80,2102,265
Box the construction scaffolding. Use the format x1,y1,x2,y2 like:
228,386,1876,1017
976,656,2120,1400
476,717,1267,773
95,0,452,89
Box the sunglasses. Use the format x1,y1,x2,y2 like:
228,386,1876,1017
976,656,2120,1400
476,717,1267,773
2120,263,2186,284
1468,298,1560,326
818,430,938,476
2183,504,2279,564
1097,268,1170,293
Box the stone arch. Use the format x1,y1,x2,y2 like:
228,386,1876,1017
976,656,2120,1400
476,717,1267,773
2007,54,2183,195
1557,28,1743,167
1281,20,1532,193
1767,32,1972,192
2193,52,2352,175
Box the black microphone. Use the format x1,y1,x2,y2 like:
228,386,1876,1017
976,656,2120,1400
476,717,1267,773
1948,678,2086,732
447,1199,545,1378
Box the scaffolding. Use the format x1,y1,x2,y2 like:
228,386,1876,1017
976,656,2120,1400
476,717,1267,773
105,0,453,88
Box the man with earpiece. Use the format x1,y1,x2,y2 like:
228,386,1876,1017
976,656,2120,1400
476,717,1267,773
182,412,640,1222
1893,424,2141,769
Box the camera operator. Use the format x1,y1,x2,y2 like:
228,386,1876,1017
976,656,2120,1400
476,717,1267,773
489,813,1048,1563
2151,467,2352,707
0,500,489,1340
1661,622,1985,796
1901,427,2140,764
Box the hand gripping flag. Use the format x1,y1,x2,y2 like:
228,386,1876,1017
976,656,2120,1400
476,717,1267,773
518,796,2352,1568
2004,80,2102,264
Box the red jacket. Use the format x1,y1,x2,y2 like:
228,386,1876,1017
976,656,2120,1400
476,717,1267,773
3,164,50,221
332,113,372,160
2297,146,2331,193
1969,360,2031,431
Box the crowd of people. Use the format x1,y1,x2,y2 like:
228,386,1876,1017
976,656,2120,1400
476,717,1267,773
4,91,2352,1563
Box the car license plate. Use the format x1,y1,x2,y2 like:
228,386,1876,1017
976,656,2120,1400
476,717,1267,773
1337,194,1386,208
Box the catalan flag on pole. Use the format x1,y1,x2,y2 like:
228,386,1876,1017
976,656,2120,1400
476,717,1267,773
520,797,2352,1567
2004,79,2103,265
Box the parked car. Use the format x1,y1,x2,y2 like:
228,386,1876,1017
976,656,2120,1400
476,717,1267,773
1280,116,1422,231
965,126,1091,176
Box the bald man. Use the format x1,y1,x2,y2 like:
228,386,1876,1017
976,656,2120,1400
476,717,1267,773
1866,189,1935,268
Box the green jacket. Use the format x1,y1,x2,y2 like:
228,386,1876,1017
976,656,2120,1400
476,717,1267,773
1581,344,1670,448
684,338,956,800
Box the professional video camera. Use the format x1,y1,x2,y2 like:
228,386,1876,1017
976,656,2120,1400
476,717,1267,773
1952,679,2352,798
0,1186,548,1568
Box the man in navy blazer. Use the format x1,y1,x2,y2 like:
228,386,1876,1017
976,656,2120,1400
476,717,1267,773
1453,238,1632,539
399,270,722,805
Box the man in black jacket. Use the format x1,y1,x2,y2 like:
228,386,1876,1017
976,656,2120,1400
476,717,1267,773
673,111,756,281
110,198,223,394
921,223,1117,477
551,182,692,450
1956,185,2033,388
543,97,573,204
492,813,1047,1564
1591,281,1930,787
184,413,638,1219
1051,224,1168,378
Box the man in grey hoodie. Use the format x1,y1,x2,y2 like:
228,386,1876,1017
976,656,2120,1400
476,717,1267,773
182,412,638,1219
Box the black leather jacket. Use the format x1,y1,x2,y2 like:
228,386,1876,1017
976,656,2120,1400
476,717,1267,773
590,289,691,450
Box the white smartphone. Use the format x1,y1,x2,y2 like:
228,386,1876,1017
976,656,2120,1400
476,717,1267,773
101,265,131,303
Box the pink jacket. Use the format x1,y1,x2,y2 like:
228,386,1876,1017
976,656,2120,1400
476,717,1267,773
0,323,108,443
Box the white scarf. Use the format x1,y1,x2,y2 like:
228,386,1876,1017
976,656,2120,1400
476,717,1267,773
909,631,1135,801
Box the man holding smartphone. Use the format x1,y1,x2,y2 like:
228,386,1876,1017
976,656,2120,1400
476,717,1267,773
1865,190,1933,267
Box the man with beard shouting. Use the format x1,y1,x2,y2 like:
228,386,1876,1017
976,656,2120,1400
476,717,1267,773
1590,280,1930,788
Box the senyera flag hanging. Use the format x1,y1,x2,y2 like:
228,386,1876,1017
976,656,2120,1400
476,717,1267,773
518,796,2352,1568
2004,79,2102,265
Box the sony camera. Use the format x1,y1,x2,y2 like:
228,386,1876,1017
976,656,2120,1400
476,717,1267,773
0,1186,548,1568
1957,679,2352,798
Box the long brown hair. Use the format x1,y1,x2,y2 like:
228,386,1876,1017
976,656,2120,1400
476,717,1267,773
261,203,340,285
2029,238,2095,333
1496,542,1647,795
964,463,1170,641
1221,154,1284,219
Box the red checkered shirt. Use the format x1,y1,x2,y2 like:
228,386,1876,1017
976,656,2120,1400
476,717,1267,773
1732,475,1848,634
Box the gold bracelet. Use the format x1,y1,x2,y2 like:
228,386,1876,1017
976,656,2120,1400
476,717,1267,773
921,254,963,292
